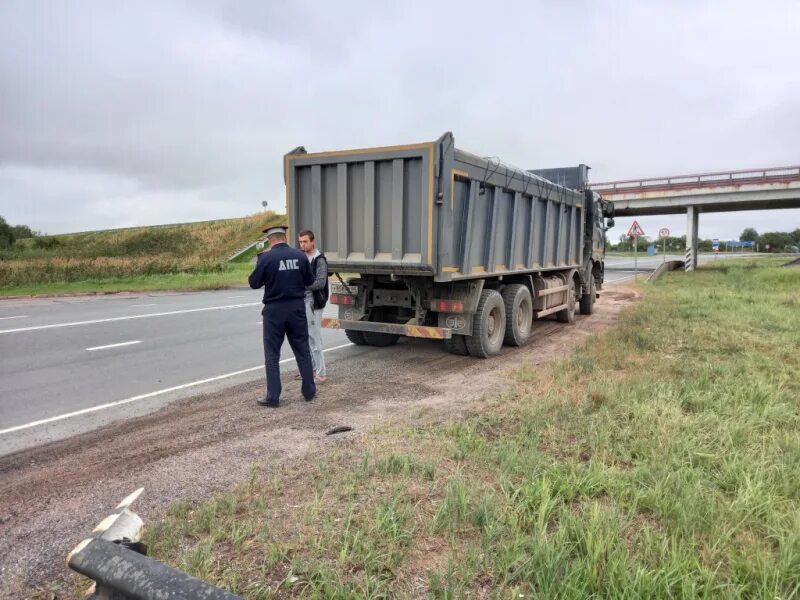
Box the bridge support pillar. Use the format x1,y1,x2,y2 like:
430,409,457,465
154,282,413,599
685,206,699,271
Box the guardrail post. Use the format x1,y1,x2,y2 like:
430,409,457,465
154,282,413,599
69,538,241,600
67,489,242,599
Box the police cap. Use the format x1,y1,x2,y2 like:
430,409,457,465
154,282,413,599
263,225,289,238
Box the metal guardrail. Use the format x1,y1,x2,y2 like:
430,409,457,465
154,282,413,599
646,260,685,282
67,488,242,599
591,165,800,195
225,237,266,262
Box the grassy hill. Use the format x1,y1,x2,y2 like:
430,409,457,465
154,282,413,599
0,212,285,294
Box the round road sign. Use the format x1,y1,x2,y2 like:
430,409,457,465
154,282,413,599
659,227,670,239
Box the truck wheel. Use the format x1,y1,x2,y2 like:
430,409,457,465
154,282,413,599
444,334,469,355
556,277,577,324
345,330,367,345
466,290,506,358
579,277,596,316
502,284,533,346
362,331,400,347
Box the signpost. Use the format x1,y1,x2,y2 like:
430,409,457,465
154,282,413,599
627,220,646,280
712,238,720,259
659,227,670,262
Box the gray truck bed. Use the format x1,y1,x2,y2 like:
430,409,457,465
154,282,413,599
285,132,584,282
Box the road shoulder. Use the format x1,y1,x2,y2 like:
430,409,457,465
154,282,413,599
0,288,639,594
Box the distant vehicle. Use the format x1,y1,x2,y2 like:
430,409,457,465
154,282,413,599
285,132,614,358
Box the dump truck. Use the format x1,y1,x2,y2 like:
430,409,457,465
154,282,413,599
285,132,615,358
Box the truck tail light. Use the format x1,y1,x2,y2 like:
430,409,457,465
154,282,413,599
430,299,464,313
330,293,355,305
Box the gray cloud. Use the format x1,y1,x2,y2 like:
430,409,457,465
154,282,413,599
0,0,798,235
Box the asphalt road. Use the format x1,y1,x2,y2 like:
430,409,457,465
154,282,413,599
0,253,742,455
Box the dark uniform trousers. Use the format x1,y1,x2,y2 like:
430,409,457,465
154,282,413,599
262,300,316,402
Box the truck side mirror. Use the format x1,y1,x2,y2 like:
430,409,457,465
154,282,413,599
606,218,615,228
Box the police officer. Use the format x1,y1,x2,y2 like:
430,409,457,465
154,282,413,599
249,225,316,407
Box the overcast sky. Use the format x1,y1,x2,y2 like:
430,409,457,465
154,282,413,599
1,0,798,241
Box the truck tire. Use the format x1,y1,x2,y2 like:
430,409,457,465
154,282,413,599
466,290,506,358
345,330,367,345
444,334,469,355
502,284,533,346
556,277,577,324
579,277,596,316
362,331,400,347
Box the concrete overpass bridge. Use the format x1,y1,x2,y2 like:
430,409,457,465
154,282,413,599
590,166,800,270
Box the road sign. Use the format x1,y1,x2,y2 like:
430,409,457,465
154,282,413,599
659,228,670,262
712,238,719,253
627,220,645,237
626,220,646,281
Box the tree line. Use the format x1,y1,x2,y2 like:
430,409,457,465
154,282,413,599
612,227,800,253
0,216,38,249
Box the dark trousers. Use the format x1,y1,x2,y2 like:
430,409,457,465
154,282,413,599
262,301,316,403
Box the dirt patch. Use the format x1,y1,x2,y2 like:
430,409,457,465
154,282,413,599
0,287,638,597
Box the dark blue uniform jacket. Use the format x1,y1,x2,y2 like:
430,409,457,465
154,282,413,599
248,242,314,304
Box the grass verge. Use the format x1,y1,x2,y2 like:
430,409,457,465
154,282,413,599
0,212,283,294
57,259,800,598
0,263,254,297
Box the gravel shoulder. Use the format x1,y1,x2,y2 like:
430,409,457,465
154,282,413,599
0,287,638,597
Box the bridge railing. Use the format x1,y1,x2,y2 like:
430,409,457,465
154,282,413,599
591,165,800,194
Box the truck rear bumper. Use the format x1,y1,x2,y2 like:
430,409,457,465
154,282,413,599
322,318,452,340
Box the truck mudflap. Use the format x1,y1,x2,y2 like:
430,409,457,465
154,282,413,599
322,318,452,340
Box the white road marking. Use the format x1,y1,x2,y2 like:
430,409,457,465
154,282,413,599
0,302,261,335
129,303,157,308
87,340,142,352
0,315,28,320
228,295,246,299
0,342,355,436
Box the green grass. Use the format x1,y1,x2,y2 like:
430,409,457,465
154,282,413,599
48,259,799,598
0,263,255,296
0,212,282,295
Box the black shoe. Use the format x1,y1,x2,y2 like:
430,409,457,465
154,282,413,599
304,394,315,402
257,398,279,408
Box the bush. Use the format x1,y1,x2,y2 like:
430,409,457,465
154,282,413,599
0,217,14,249
33,237,62,250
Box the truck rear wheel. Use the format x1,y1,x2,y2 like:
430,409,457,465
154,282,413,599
362,331,400,347
444,334,469,355
345,330,367,345
579,277,596,315
466,290,506,358
556,277,577,324
502,284,533,346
